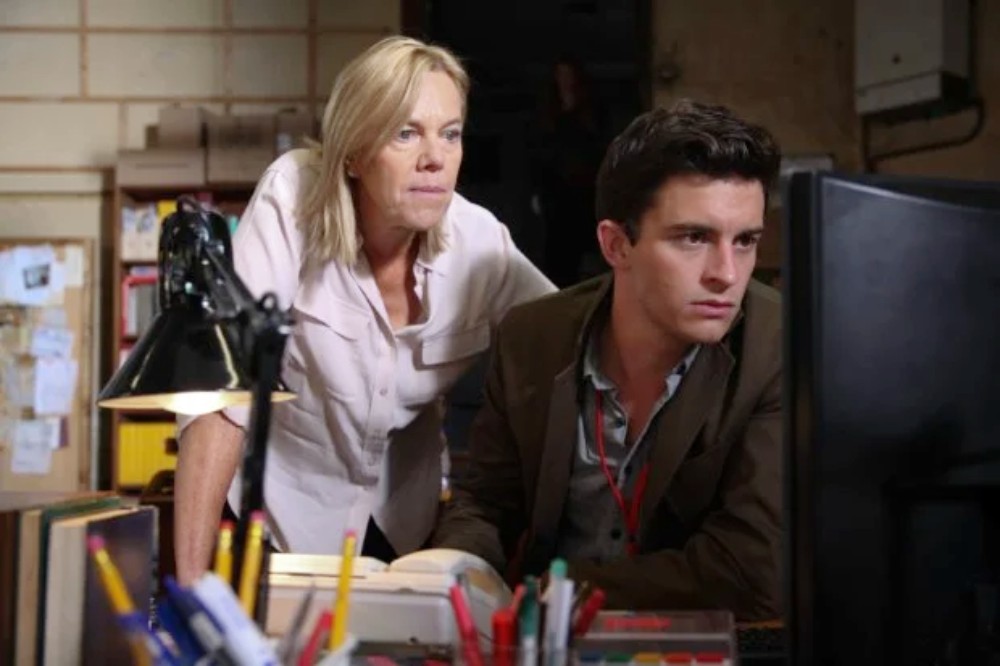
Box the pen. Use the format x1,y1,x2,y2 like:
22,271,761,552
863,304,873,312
275,581,316,663
518,577,540,666
155,595,206,664
163,576,234,666
449,576,485,666
329,529,357,650
570,581,592,617
508,583,526,614
238,511,266,616
215,520,234,586
542,560,567,651
492,608,517,666
571,588,606,638
298,610,332,666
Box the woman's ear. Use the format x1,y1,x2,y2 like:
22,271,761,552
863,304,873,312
596,219,632,269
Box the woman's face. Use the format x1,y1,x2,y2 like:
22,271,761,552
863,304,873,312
354,70,464,237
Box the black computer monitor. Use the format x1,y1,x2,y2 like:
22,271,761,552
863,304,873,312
784,172,1000,666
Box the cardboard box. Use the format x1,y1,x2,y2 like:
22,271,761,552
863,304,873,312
157,105,204,148
205,112,275,184
206,112,275,149
207,147,274,184
275,110,316,154
116,149,205,187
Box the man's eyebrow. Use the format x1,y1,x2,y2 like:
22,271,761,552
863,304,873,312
665,222,765,235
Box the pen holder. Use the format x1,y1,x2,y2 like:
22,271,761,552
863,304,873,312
452,646,579,666
314,634,358,666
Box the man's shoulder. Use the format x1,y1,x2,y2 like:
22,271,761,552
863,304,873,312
734,279,783,375
502,276,606,330
744,279,781,330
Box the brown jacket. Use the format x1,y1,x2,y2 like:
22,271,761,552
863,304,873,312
432,275,782,621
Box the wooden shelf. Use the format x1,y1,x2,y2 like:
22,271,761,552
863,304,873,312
107,178,255,493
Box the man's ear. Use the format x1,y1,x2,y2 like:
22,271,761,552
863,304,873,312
597,219,632,269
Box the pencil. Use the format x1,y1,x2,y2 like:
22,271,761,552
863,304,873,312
214,520,234,586
329,530,357,650
237,511,265,616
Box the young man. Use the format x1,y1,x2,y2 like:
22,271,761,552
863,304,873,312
431,100,783,621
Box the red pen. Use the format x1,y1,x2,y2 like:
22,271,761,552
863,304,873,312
571,587,606,637
491,608,516,666
449,581,485,666
508,584,526,614
297,609,332,666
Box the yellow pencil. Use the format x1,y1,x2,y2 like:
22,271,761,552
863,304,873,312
87,534,136,614
329,530,357,650
87,535,151,666
238,511,266,616
214,520,234,585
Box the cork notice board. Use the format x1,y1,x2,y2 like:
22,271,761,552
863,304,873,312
0,239,94,492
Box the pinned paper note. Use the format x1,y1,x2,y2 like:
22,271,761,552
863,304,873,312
38,307,68,328
0,245,57,306
30,326,74,358
63,245,85,287
10,419,59,475
33,357,78,416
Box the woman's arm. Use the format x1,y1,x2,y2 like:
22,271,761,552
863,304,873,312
174,411,244,584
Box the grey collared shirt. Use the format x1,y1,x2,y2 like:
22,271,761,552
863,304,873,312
556,327,699,563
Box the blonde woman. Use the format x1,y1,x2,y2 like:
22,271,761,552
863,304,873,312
174,36,554,583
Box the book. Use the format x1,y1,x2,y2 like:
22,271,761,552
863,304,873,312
0,491,118,665
42,505,156,666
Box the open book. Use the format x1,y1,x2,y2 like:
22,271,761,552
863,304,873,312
266,548,512,646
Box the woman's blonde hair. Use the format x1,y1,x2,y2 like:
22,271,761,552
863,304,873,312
300,36,469,269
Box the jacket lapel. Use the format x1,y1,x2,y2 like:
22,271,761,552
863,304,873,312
640,343,734,531
527,363,578,564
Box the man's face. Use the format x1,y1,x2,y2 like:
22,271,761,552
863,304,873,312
610,174,765,346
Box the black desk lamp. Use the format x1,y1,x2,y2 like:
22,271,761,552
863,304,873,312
98,196,294,602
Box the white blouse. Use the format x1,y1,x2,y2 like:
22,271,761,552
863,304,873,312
180,149,555,555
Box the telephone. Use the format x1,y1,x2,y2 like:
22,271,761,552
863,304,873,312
266,548,512,647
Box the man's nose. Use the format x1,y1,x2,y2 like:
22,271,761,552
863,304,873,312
704,244,737,290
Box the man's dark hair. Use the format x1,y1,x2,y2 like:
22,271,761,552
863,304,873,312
595,99,781,240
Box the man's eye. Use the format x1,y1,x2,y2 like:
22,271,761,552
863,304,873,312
736,234,761,248
682,231,708,244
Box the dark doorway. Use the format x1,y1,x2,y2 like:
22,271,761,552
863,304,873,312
408,0,650,287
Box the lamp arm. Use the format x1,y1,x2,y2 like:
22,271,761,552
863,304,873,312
199,241,292,624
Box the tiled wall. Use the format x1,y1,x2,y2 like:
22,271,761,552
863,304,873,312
0,0,400,239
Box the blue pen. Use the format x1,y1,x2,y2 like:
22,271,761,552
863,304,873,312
157,595,206,664
118,611,180,666
163,577,235,666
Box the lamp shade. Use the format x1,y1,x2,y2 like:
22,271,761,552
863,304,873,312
98,307,294,415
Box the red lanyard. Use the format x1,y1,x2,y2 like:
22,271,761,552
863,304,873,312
594,391,650,557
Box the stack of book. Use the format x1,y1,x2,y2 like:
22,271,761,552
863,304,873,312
0,492,156,665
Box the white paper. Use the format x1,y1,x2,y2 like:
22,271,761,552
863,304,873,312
30,326,74,358
38,307,68,328
63,246,84,287
47,261,66,305
2,359,33,409
3,245,56,306
32,357,78,416
0,249,14,303
10,419,56,475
